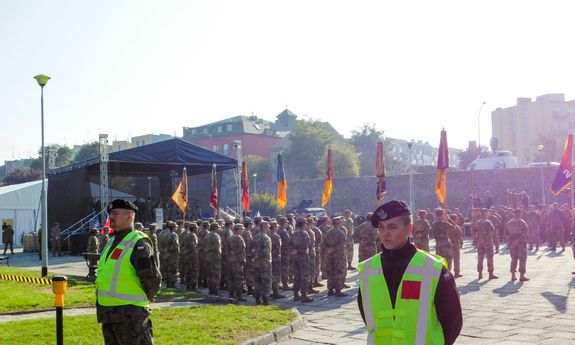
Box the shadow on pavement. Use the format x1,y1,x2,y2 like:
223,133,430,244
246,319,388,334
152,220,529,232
541,291,567,313
458,279,489,295
492,280,524,297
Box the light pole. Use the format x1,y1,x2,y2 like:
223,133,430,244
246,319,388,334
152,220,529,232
252,173,258,194
538,145,546,204
34,74,50,277
407,140,415,210
478,101,486,147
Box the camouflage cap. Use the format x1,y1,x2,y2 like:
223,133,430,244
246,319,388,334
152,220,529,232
233,224,245,231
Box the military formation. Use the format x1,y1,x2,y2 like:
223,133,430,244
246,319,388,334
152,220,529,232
107,211,370,304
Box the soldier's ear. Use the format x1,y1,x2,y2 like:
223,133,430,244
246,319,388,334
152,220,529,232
406,223,414,235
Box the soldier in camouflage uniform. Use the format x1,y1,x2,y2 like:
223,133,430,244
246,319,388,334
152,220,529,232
197,221,209,288
220,219,234,291
180,223,199,291
243,217,255,295
253,221,272,305
278,217,292,291
353,213,378,262
344,210,356,270
412,210,431,252
549,203,567,252
473,208,498,280
269,220,286,299
526,205,541,251
228,224,247,301
430,209,453,270
318,216,332,279
505,209,530,281
309,217,324,288
98,226,110,254
158,222,180,288
304,218,319,294
290,218,313,302
204,223,222,295
324,216,348,297
448,214,463,278
147,224,159,257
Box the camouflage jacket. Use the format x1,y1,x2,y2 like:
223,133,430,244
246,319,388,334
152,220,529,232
227,234,246,263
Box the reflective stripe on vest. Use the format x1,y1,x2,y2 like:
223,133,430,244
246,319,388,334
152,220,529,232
96,230,150,306
358,249,444,345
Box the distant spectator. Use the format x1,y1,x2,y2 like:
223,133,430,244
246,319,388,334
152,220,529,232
483,191,493,209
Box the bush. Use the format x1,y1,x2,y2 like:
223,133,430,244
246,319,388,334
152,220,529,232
250,193,281,216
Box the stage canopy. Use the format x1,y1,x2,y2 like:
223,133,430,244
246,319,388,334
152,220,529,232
48,138,237,229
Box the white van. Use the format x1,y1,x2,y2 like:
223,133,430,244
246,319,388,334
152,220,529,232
467,151,518,170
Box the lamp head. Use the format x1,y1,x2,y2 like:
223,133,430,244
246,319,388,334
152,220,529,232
34,74,51,87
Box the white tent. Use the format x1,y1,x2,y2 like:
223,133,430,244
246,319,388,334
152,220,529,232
0,180,44,247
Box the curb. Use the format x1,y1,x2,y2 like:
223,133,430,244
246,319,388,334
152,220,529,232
241,308,304,345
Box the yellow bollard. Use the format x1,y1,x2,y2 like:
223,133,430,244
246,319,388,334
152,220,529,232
51,276,67,345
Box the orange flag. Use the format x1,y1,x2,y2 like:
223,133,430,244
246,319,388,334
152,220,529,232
277,153,287,209
241,161,250,213
171,167,188,215
321,148,334,207
435,129,449,204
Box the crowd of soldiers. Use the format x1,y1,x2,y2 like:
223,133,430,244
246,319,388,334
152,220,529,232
410,201,575,282
117,211,365,304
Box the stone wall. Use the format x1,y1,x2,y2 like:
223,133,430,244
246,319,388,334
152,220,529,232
251,167,567,214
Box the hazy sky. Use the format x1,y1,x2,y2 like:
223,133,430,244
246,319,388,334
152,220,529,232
2,0,575,164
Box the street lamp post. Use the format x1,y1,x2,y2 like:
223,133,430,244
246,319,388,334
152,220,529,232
478,101,486,147
34,74,50,277
538,145,546,204
252,173,258,194
407,140,415,210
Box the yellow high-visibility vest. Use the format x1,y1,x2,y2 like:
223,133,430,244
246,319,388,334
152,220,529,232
96,230,150,307
358,249,445,344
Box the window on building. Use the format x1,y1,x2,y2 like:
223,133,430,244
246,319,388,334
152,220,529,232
213,144,219,152
203,128,208,134
226,124,233,131
190,129,196,135
218,126,223,133
223,144,229,154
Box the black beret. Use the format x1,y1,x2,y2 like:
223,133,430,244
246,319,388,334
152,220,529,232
107,199,138,213
371,200,411,227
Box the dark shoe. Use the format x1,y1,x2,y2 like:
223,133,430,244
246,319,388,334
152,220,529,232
247,287,253,295
343,284,351,288
334,291,348,297
255,298,261,305
488,274,499,280
519,275,530,282
308,288,319,294
478,273,483,279
511,274,517,281
301,294,314,303
327,289,335,296
236,293,247,301
454,273,463,278
281,284,291,291
313,281,324,287
293,293,300,302
262,298,269,306
272,289,286,299
347,266,356,270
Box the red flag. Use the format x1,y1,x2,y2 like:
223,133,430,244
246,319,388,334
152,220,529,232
241,161,250,213
321,148,334,207
550,134,574,195
376,141,387,202
435,129,449,204
210,164,219,216
100,216,110,235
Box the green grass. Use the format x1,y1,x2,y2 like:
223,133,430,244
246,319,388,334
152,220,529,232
0,305,296,345
0,266,205,312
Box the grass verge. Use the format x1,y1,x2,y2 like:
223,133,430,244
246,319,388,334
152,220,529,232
0,305,296,345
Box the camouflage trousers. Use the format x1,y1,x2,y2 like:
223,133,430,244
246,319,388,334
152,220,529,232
183,253,199,290
346,243,354,266
308,254,316,288
272,258,281,290
452,246,461,275
325,252,346,291
528,230,540,249
280,253,290,286
102,317,153,345
549,228,565,250
159,253,167,282
477,244,494,273
178,254,185,284
358,244,377,263
436,242,453,271
253,262,272,299
198,254,207,287
228,261,245,296
244,257,255,288
164,256,179,286
314,251,321,282
221,258,229,290
291,255,310,294
509,243,527,274
206,257,221,292
413,240,430,253
320,247,327,278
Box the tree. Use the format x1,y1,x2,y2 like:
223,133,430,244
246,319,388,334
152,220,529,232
350,123,385,176
250,193,281,216
458,145,488,170
73,142,100,162
30,144,73,170
285,120,339,179
317,145,360,179
243,155,274,183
